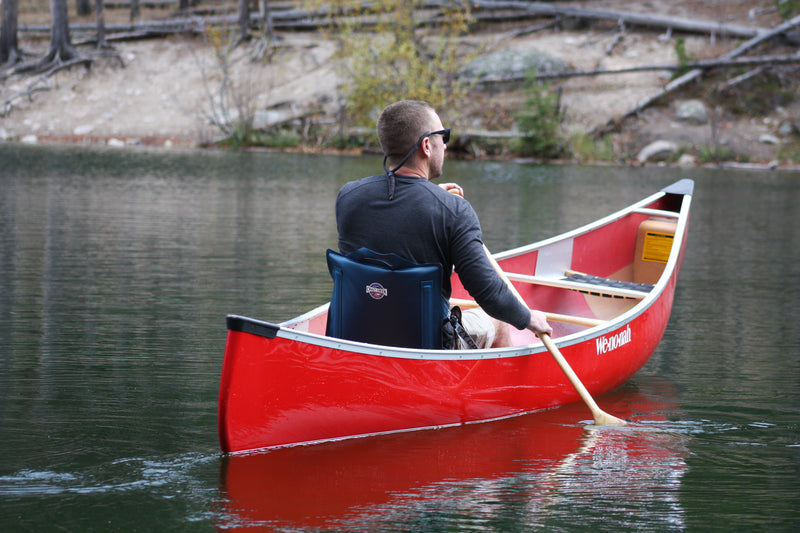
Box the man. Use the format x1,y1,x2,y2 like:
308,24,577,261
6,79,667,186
335,100,552,348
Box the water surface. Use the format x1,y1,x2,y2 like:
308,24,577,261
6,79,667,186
1,143,798,531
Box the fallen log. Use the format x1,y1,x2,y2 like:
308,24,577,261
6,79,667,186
474,52,800,86
472,1,766,39
599,13,800,132
18,1,768,41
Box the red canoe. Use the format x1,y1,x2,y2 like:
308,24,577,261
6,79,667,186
218,179,694,453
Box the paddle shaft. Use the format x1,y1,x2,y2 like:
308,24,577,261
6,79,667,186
483,245,626,426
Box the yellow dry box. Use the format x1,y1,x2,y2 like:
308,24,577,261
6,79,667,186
633,217,677,284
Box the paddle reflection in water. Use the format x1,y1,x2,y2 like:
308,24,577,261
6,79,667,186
217,382,688,532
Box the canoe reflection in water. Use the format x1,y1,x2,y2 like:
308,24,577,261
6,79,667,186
216,381,688,531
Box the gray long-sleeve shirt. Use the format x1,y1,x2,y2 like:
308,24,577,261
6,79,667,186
335,173,531,330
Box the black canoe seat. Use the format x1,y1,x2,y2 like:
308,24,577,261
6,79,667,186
326,248,448,349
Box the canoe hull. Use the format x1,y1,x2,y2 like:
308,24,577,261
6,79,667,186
219,180,693,453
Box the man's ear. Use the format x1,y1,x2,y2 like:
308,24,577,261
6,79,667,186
421,137,431,157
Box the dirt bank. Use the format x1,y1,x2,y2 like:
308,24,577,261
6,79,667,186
1,1,798,167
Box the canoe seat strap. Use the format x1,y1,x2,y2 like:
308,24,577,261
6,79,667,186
326,248,448,349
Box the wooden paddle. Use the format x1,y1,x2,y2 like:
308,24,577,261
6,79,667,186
482,244,627,426
447,186,624,425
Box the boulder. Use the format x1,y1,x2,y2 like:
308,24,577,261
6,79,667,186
674,99,708,125
677,153,697,167
461,49,568,90
636,140,679,163
778,119,798,136
759,134,780,145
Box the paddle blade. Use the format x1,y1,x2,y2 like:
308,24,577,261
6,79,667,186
592,409,627,426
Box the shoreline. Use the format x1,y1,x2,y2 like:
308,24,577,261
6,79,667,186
2,2,799,169
9,133,799,173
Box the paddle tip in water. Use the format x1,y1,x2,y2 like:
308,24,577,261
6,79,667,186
593,411,628,426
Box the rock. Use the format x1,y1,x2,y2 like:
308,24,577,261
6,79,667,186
637,140,679,163
677,153,696,167
74,124,94,135
0,128,9,140
21,135,38,144
460,49,568,90
253,106,299,130
777,119,797,136
759,134,780,145
674,99,708,125
107,138,126,147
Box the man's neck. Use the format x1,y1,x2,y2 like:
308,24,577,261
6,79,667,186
391,162,429,179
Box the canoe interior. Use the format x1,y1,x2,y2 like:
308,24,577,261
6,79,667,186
282,190,684,346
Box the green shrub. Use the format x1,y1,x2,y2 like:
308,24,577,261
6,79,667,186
696,145,744,164
570,132,617,163
515,74,566,159
777,0,800,19
673,37,694,79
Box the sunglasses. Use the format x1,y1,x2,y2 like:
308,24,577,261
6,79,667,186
419,128,450,145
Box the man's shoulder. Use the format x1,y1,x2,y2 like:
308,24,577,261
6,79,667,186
342,174,385,188
338,174,385,196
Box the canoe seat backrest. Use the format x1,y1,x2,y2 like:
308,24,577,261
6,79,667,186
326,248,447,349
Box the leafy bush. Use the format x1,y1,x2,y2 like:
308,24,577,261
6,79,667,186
515,74,566,158
777,0,800,19
673,37,694,79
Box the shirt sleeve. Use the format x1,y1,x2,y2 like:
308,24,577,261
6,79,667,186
449,202,532,330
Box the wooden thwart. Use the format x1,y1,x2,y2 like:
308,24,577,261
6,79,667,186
505,271,650,299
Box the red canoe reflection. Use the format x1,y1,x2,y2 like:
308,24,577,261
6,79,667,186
216,381,687,532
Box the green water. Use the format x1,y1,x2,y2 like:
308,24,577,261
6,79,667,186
1,143,798,532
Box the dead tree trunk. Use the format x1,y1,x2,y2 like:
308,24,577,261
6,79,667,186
1,0,21,65
131,0,141,22
260,0,273,39
95,0,109,48
238,0,251,44
77,0,93,17
42,0,81,65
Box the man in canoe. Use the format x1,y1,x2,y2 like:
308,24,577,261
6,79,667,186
335,99,552,348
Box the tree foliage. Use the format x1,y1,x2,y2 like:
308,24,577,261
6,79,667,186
306,0,475,128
